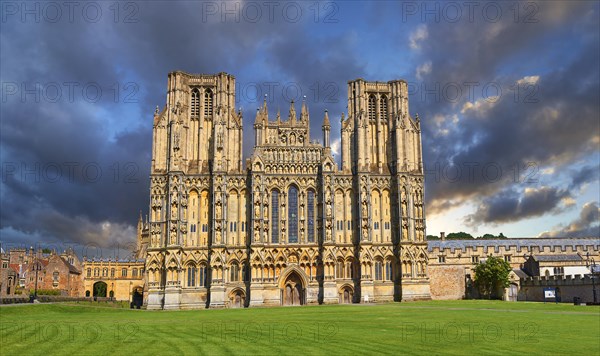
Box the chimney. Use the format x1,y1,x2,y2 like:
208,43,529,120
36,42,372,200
440,232,445,241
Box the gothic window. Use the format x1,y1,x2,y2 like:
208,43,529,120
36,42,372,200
187,266,196,287
368,95,376,120
345,261,353,279
242,265,248,282
336,260,344,279
307,190,315,243
199,265,207,287
288,186,299,243
271,190,279,243
385,261,393,281
191,88,200,118
375,261,383,281
230,263,239,282
204,89,213,117
379,94,388,119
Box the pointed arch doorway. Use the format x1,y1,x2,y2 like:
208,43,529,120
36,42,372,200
281,271,305,306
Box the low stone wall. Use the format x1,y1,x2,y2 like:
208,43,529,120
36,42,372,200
0,296,92,304
428,265,465,300
519,275,598,303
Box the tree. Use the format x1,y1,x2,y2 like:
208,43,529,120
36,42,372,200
426,235,439,240
472,256,512,299
446,232,474,239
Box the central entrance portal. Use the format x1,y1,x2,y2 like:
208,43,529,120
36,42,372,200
282,271,305,306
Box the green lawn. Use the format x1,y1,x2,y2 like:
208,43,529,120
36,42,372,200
1,301,598,355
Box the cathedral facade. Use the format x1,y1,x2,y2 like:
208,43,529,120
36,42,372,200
145,71,429,309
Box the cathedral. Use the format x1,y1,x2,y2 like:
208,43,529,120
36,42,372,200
144,71,430,309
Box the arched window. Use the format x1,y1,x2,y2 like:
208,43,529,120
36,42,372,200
345,261,353,279
385,261,393,281
111,268,115,277
191,88,200,118
94,268,99,277
307,190,315,243
199,265,207,287
230,263,239,282
368,95,376,120
271,190,279,243
102,268,108,277
132,268,138,278
375,261,383,281
187,266,196,287
288,186,298,243
86,268,91,277
379,95,388,119
204,89,213,117
336,260,344,279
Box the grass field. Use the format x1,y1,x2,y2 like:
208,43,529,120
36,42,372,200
1,300,598,355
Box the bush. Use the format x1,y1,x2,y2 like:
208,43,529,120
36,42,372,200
34,289,62,296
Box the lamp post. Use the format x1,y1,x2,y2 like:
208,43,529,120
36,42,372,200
32,258,42,301
586,252,597,304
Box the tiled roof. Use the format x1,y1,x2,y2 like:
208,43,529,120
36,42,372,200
427,237,600,253
532,254,583,262
512,269,530,279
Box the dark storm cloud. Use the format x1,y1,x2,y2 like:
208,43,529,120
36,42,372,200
539,202,600,238
465,186,570,226
411,2,600,222
569,165,600,190
1,1,598,247
0,1,364,247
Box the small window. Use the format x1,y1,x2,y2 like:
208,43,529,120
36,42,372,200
504,255,511,262
472,256,479,264
438,255,446,263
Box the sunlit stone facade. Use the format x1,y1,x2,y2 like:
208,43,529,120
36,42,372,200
144,71,430,309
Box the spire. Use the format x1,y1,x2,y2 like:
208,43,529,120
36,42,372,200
322,109,331,148
288,100,296,123
322,109,330,128
254,107,262,126
263,94,268,110
300,96,309,122
276,108,281,124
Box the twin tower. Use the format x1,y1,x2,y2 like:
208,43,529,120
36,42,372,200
145,71,429,309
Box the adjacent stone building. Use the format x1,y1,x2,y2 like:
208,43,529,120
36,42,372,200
0,246,18,297
0,247,82,297
427,237,600,303
145,71,429,309
81,215,147,304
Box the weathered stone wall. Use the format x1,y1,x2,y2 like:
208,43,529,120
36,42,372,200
429,265,465,300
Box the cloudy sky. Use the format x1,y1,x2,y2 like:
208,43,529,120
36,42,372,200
1,1,598,253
